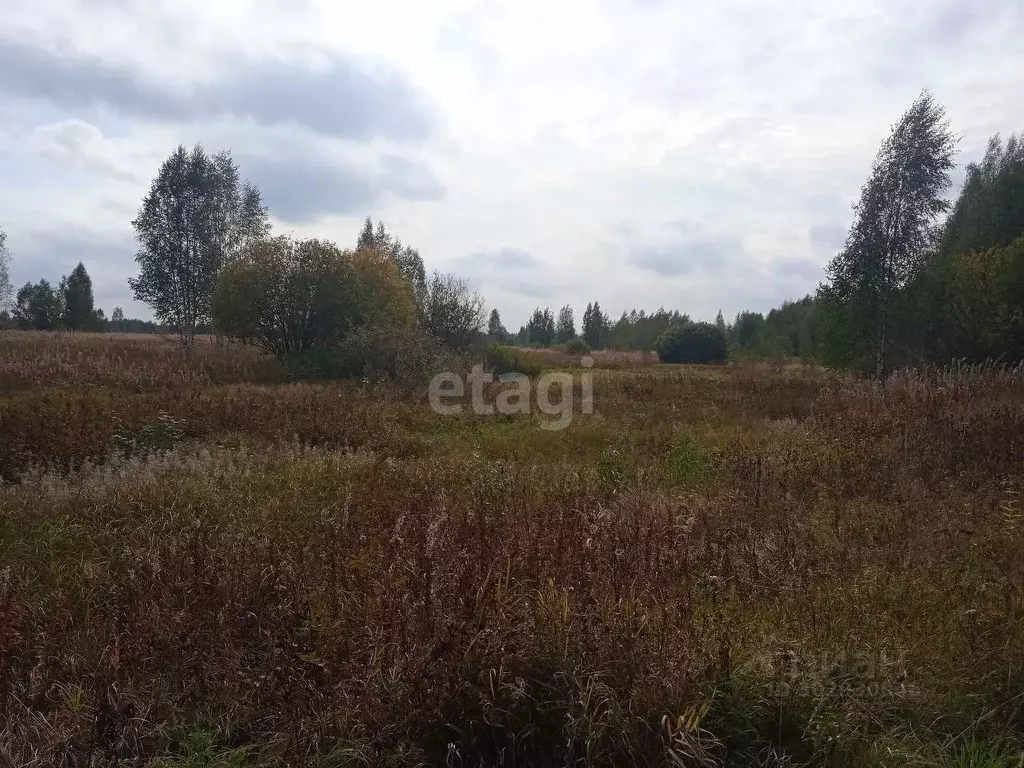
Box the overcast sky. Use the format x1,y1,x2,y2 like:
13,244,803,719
3,0,1023,327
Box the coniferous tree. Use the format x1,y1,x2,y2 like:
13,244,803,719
526,307,556,346
582,301,609,349
939,134,1024,258
732,311,765,348
555,305,576,343
356,217,427,305
61,262,98,330
487,308,508,341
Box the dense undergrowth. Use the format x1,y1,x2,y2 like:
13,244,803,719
1,332,1022,766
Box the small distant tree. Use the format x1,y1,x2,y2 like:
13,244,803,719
212,236,370,357
555,305,576,343
111,307,125,331
419,272,486,350
130,144,269,346
656,321,727,364
487,308,508,340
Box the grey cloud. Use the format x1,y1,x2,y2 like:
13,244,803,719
500,276,560,299
444,248,555,303
809,223,846,257
241,153,444,224
378,154,446,202
774,257,823,282
243,156,376,223
629,237,741,277
458,248,542,270
0,39,433,142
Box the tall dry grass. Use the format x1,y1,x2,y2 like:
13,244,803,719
0,332,1022,766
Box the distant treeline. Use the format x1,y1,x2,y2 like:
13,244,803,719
497,94,1024,371
3,90,1022,373
0,260,173,334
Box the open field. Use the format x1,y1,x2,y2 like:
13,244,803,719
1,331,1023,767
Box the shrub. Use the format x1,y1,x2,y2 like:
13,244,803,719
212,236,372,357
563,337,591,355
656,321,727,364
419,272,487,350
482,342,544,378
285,324,455,392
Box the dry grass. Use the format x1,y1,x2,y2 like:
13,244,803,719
1,331,1022,767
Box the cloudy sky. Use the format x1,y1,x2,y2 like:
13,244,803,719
3,0,1023,327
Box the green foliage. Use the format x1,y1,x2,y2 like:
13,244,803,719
909,239,1024,364
581,302,610,349
563,337,591,355
526,306,556,346
212,236,370,358
818,90,957,375
732,310,765,348
664,435,716,489
940,134,1024,259
130,144,269,345
483,342,544,377
656,321,727,364
356,216,426,303
738,296,822,361
487,308,509,341
14,279,62,330
113,411,186,458
555,304,576,343
150,728,256,768
948,739,1024,768
61,262,102,331
282,323,453,393
607,307,688,351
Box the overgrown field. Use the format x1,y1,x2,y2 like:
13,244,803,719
1,332,1023,767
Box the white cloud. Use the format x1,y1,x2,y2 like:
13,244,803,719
1,0,1023,327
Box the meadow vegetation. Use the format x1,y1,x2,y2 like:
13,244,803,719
2,331,1022,767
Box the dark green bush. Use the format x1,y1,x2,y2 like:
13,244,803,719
285,324,455,392
563,338,591,355
656,322,727,364
482,343,544,378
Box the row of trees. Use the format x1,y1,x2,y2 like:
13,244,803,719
8,263,106,331
0,229,167,333
814,91,1024,371
124,144,486,372
490,91,1023,372
6,92,1022,374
